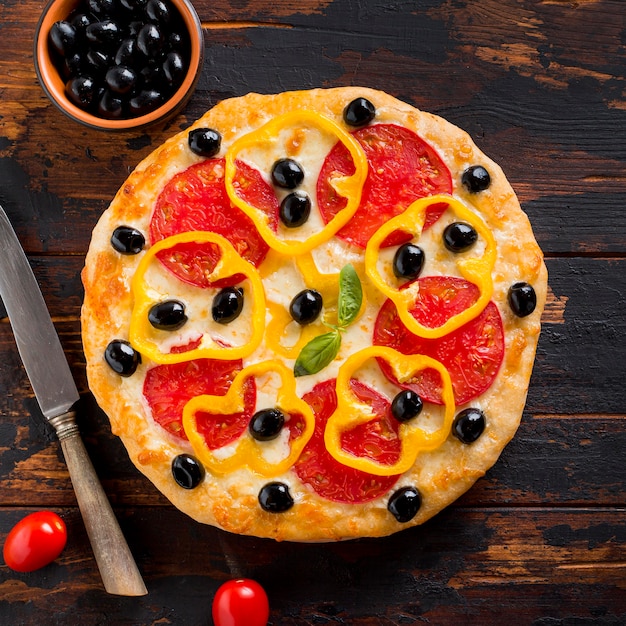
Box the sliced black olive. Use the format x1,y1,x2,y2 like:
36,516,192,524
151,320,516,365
104,339,141,376
452,408,485,444
391,389,423,423
289,289,323,325
49,21,77,57
212,287,244,324
110,225,145,253
85,20,122,48
258,482,294,513
392,243,425,280
280,192,311,228
508,282,537,317
271,158,304,189
137,23,164,57
388,486,421,523
443,222,478,252
462,165,491,193
343,97,376,127
172,454,205,489
188,128,222,157
249,408,286,441
105,65,137,94
148,300,187,331
65,76,97,108
128,89,163,116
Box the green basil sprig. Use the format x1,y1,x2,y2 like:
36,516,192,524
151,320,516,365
294,264,363,377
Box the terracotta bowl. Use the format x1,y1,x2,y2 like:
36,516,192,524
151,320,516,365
34,0,204,131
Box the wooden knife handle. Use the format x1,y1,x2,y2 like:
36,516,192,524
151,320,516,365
48,410,148,596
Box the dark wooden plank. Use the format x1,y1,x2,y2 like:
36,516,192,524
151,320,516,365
0,507,624,624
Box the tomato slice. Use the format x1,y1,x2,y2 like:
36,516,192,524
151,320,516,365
149,158,279,288
143,358,255,448
295,379,401,503
317,124,452,248
373,276,504,405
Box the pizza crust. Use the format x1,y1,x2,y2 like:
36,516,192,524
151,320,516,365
81,87,547,541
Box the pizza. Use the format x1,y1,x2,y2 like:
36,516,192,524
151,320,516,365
81,87,547,541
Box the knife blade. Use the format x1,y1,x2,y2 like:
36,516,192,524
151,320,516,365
0,204,147,596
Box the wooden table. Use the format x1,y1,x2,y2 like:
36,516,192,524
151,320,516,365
1,0,625,623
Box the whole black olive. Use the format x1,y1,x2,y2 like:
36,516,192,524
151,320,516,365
62,52,84,80
249,408,286,441
343,97,376,127
148,300,187,330
65,75,97,108
163,51,185,85
85,49,111,76
452,408,486,444
280,192,311,228
271,158,304,189
172,454,205,489
258,482,294,513
391,389,423,423
110,226,145,254
128,89,163,116
87,0,116,17
98,89,124,119
508,282,537,317
104,339,141,376
49,21,77,57
137,23,164,57
105,65,137,94
462,165,491,193
188,128,222,157
443,222,478,252
85,20,121,48
388,486,421,523
146,0,171,25
114,38,145,68
289,289,323,325
212,287,244,324
393,243,425,280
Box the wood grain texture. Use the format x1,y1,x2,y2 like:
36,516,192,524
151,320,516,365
0,0,625,622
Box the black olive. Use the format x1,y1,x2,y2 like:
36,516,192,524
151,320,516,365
271,158,304,189
137,23,164,57
110,225,145,253
148,300,187,330
139,63,166,90
258,482,294,513
249,408,286,441
104,339,141,376
462,165,491,193
163,51,185,85
85,49,111,76
98,89,124,119
62,52,85,80
71,13,95,34
128,20,144,37
49,21,77,57
65,76,97,108
452,408,485,444
119,0,148,12
212,287,244,324
114,38,145,68
280,191,311,228
343,97,376,127
168,31,183,49
129,89,163,116
85,20,121,48
508,281,537,317
87,0,116,17
289,289,323,325
443,222,478,252
188,128,222,157
146,0,171,25
393,243,425,280
388,486,421,523
105,65,137,94
171,454,205,489
391,389,423,423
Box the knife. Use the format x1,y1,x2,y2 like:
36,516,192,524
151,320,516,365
0,204,147,596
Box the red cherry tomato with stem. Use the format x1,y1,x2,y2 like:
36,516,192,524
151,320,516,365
3,511,67,572
212,578,269,626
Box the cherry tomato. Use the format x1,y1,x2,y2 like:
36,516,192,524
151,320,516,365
317,123,452,248
212,578,269,626
143,358,256,447
149,158,278,288
373,276,505,405
3,511,67,572
295,379,401,503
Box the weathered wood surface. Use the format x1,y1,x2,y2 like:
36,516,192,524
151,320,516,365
1,0,625,623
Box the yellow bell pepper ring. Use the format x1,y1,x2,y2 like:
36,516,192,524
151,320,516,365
129,231,266,364
182,360,315,476
224,110,368,256
323,346,456,476
365,194,497,339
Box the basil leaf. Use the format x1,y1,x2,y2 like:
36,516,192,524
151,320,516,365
294,330,342,377
338,264,363,327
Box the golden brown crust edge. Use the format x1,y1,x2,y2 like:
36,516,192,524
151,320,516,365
81,87,547,542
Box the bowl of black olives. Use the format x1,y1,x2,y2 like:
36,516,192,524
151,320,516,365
34,0,203,130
